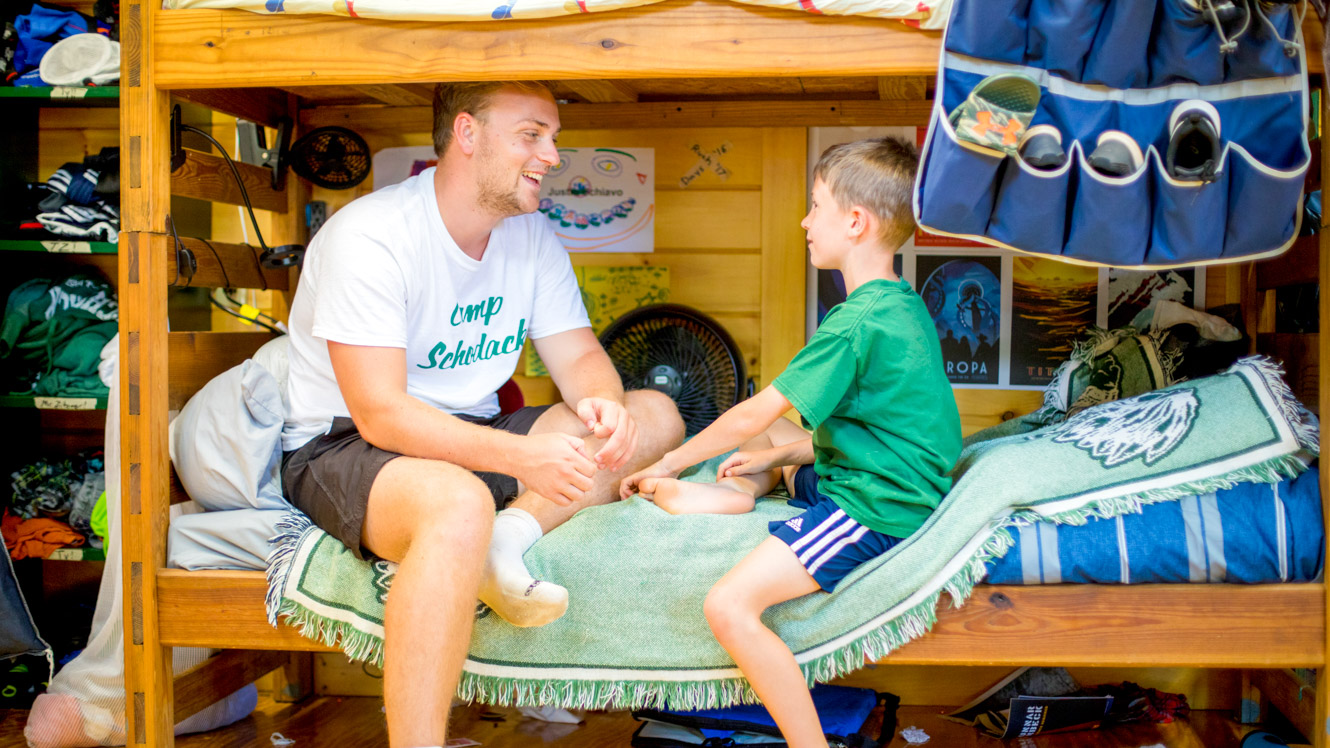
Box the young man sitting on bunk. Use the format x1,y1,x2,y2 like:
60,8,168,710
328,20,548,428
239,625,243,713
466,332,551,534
280,81,684,747
622,137,961,748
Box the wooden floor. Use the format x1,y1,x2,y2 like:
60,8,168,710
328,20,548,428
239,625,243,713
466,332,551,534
0,697,1308,747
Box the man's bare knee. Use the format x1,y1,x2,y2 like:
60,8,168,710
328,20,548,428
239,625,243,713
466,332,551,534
627,389,685,446
366,461,494,561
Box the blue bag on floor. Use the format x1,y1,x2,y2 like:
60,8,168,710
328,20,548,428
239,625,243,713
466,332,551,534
631,685,897,747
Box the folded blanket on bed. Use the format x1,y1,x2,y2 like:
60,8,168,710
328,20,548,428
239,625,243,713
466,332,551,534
986,468,1323,584
266,357,1317,710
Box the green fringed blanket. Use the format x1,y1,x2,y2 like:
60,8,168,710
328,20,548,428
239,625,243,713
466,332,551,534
266,358,1318,710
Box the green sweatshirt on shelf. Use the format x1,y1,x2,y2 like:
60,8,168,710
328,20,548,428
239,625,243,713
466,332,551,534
0,275,118,398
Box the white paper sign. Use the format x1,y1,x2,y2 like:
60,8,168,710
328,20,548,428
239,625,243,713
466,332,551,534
537,147,654,253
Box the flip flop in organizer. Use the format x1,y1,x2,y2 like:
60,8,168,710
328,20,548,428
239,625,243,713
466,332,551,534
914,0,1312,268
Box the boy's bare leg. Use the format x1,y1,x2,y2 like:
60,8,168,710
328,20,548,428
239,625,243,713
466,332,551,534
360,457,496,748
705,537,827,748
482,389,685,626
638,417,811,515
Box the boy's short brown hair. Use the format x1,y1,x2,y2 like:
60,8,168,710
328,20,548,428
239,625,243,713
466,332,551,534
813,137,919,250
432,81,555,156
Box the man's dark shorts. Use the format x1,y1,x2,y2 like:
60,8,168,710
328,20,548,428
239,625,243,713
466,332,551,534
280,406,552,559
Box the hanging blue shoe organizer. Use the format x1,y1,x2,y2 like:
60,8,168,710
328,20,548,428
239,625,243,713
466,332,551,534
915,0,1311,268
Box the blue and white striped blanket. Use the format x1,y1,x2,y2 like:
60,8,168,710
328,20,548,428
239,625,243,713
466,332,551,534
987,468,1322,584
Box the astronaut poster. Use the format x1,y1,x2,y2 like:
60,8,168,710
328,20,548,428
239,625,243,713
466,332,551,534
916,254,1003,385
537,147,655,253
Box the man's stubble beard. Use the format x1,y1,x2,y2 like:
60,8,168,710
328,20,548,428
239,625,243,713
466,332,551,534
475,139,531,218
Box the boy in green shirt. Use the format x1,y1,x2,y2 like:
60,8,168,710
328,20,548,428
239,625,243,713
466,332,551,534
621,137,961,748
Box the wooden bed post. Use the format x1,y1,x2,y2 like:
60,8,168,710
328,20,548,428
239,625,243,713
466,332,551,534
120,0,176,744
1316,72,1330,748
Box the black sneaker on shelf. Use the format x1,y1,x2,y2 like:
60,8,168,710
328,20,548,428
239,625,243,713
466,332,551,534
1088,130,1144,177
1166,100,1223,182
1018,124,1067,170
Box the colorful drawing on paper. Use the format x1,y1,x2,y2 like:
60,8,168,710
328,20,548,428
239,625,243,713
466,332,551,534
916,255,1002,385
1106,269,1196,330
525,266,670,377
538,147,655,253
1010,257,1097,387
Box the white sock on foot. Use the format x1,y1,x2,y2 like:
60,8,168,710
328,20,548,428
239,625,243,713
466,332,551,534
478,508,568,627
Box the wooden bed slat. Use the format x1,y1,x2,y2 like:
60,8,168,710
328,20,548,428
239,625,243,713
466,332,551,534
159,570,334,651
167,330,278,411
157,571,1325,667
167,235,292,291
173,649,291,722
171,149,288,214
152,1,941,89
888,585,1325,668
174,88,289,129
302,99,934,133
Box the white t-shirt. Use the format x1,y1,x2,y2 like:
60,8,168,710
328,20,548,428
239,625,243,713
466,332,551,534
281,168,590,452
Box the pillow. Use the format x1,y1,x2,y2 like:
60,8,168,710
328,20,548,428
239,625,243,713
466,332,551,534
985,467,1323,584
169,359,287,511
250,335,290,414
168,508,287,571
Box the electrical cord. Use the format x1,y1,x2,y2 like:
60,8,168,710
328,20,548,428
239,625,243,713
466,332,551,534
181,123,279,258
208,290,285,334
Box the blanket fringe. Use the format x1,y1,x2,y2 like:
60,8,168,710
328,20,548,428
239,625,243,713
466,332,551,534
265,511,313,626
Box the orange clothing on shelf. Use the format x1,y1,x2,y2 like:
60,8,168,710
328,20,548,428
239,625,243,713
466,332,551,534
2,511,85,560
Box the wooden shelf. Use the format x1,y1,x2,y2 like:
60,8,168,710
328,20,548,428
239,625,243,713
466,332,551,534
45,546,105,562
0,395,108,410
0,239,117,254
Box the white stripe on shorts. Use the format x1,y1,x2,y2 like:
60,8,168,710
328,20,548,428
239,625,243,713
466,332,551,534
798,517,859,565
807,524,872,576
788,509,846,553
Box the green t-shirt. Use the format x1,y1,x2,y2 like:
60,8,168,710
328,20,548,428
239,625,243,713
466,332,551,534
772,277,961,537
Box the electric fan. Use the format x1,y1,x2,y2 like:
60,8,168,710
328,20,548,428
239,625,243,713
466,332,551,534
289,127,371,190
598,304,747,436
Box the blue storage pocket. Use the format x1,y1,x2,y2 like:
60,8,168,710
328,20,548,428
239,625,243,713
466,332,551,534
1025,0,1106,80
1080,0,1156,87
1225,8,1302,82
1148,150,1230,265
918,111,1007,239
1149,0,1227,86
987,150,1074,255
1223,144,1308,259
947,0,1029,65
1065,149,1152,265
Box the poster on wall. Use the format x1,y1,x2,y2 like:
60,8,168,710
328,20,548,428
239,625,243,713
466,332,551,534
1102,268,1204,330
525,266,671,377
915,254,1003,385
537,147,655,253
1009,257,1098,387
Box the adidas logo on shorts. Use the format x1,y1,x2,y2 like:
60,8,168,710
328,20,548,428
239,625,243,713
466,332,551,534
785,517,804,532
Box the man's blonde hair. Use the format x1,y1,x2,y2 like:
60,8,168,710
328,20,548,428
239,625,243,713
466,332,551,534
812,137,919,250
432,81,555,156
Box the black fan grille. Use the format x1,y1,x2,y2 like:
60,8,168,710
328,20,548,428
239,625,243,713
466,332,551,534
601,309,744,436
291,127,371,190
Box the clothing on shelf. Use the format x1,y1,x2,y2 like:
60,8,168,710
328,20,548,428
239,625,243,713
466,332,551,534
0,274,118,399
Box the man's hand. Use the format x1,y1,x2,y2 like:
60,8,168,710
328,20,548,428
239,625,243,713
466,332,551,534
619,458,679,499
576,397,639,472
516,432,598,506
717,449,779,480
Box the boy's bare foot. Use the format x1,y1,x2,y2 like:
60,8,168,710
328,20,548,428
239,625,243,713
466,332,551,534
637,478,756,515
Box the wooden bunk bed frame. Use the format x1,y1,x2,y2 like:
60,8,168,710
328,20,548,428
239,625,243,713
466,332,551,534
119,1,1330,744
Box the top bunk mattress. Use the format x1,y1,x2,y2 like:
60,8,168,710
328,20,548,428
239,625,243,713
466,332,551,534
163,0,948,29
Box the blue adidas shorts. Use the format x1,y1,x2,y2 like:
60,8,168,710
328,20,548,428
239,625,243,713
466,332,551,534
770,465,904,591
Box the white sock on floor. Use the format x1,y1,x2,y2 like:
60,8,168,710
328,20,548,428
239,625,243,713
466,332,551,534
478,508,568,628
